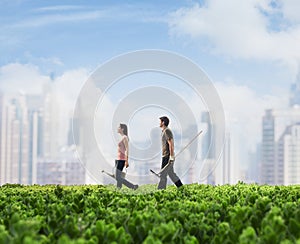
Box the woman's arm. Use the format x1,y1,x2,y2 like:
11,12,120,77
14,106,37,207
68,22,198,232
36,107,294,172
123,136,129,168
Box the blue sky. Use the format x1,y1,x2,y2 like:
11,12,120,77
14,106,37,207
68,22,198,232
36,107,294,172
1,0,300,157
1,1,182,70
1,1,299,91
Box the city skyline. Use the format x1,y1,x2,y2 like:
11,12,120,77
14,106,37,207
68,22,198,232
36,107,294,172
1,79,300,185
0,86,86,185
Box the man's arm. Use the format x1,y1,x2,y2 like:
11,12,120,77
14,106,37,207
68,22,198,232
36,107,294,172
167,138,175,162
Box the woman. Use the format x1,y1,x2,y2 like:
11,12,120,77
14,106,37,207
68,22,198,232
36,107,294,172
115,123,138,190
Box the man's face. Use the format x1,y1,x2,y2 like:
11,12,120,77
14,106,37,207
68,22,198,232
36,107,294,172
159,119,164,128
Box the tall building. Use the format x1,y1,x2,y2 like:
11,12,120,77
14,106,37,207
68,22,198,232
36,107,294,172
200,111,216,184
0,93,4,184
281,123,300,185
214,130,242,185
222,132,231,183
174,125,198,184
261,107,300,185
26,95,43,184
0,94,31,184
247,144,261,183
261,109,276,184
0,93,8,184
200,111,240,185
41,84,61,159
260,71,300,185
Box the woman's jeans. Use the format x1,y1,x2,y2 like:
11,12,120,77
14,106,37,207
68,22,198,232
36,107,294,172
115,160,135,189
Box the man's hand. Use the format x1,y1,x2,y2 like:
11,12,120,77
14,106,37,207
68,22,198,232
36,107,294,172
169,155,175,163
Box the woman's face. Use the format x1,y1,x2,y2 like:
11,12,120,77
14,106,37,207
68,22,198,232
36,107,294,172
117,125,123,134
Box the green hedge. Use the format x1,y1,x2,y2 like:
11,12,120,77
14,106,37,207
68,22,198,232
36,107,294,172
0,183,299,243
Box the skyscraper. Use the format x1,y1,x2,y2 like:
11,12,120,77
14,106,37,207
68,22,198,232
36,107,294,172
260,70,300,185
200,111,239,185
261,107,300,185
41,83,61,160
0,89,64,185
26,95,43,184
0,93,30,184
0,93,4,184
200,111,216,184
281,123,300,185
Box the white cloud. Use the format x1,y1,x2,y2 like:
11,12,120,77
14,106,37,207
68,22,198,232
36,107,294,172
0,63,50,94
0,62,89,107
33,5,86,13
9,11,106,28
3,4,166,30
54,68,89,110
168,0,300,66
279,0,300,24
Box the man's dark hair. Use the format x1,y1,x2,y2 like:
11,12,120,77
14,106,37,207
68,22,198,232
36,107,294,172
159,116,169,126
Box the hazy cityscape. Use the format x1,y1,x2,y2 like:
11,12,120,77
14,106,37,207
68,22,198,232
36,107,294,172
0,82,85,185
1,72,300,186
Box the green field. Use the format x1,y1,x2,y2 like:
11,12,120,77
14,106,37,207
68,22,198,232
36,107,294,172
0,183,300,243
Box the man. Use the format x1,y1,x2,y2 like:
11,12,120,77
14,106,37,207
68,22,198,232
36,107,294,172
158,116,183,189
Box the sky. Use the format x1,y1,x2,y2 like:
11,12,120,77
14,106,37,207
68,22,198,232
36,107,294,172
1,0,300,173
